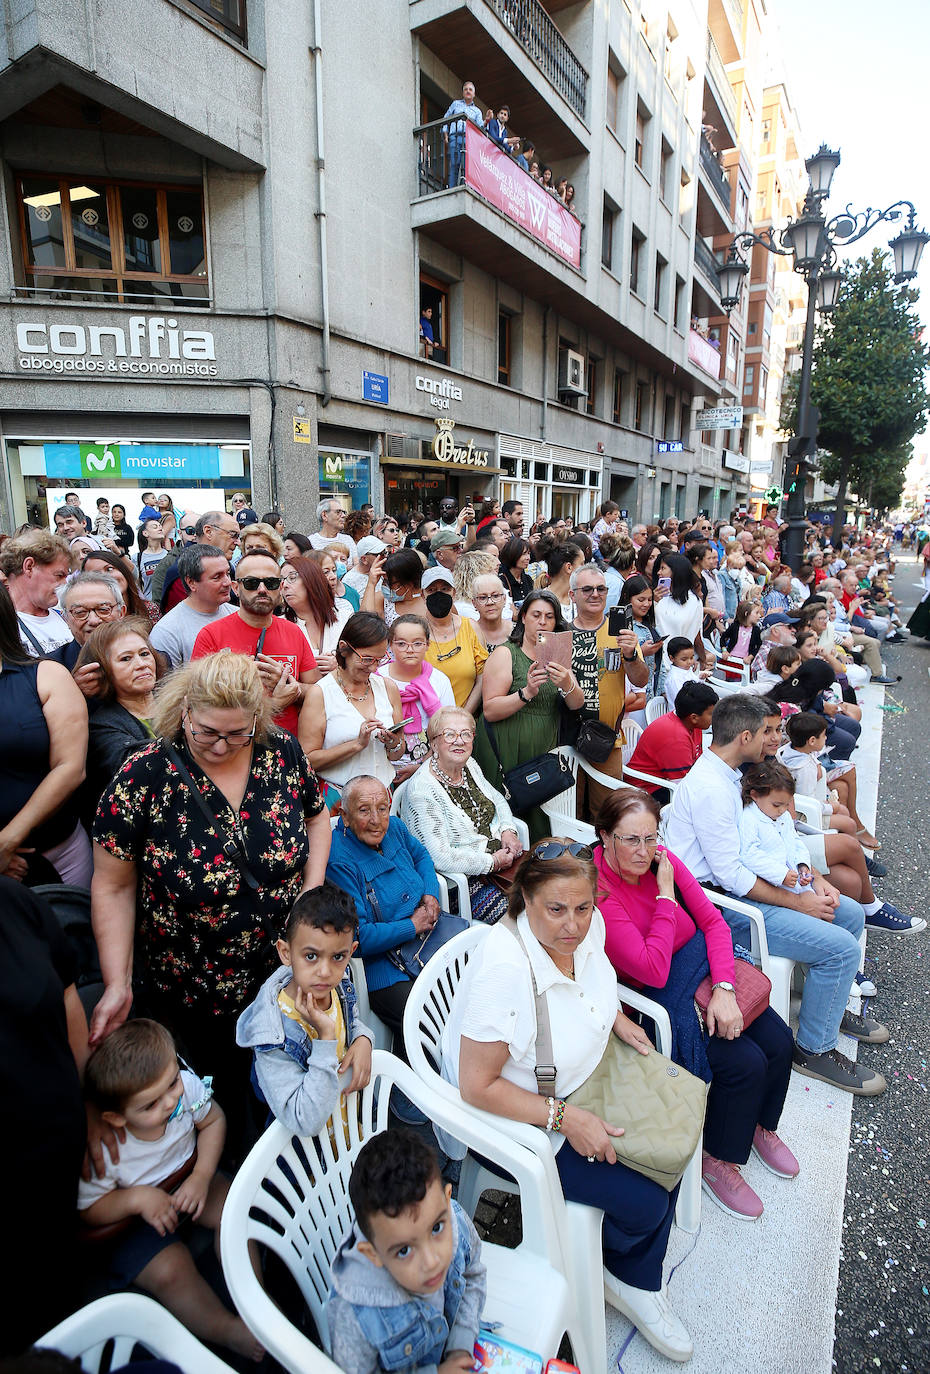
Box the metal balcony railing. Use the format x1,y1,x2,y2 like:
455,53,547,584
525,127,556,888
482,0,588,119
699,131,731,211
694,235,721,289
705,32,737,131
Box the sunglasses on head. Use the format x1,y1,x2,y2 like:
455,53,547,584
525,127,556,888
238,575,282,591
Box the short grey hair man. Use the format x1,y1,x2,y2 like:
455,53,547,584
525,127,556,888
569,560,603,592
60,571,125,644
710,693,769,747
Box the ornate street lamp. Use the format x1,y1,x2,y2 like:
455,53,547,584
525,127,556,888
715,147,927,572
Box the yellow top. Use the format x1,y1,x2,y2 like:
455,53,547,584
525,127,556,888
425,616,489,707
277,986,348,1138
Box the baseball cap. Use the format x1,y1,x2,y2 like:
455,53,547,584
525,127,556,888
430,528,464,551
356,535,387,558
761,611,800,628
422,565,456,591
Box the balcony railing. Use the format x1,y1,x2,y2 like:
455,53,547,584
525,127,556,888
705,32,737,131
694,235,721,290
699,131,731,211
481,0,588,119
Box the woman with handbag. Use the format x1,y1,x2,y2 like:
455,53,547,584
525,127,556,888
399,706,524,926
593,788,798,1222
473,591,584,842
441,841,694,1363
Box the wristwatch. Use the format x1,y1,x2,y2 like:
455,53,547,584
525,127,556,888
517,687,529,704
712,981,736,993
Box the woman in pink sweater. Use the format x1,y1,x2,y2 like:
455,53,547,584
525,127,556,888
594,788,799,1223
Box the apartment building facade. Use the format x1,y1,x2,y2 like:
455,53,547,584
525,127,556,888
0,0,753,533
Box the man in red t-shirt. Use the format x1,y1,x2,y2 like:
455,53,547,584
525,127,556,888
625,680,718,798
191,549,318,735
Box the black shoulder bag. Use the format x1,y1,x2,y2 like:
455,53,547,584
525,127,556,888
481,716,574,814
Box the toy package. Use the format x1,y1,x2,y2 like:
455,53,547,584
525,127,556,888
473,1334,542,1374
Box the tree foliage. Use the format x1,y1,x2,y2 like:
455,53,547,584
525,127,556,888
781,249,929,537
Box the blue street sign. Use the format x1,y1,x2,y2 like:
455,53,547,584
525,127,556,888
656,441,684,453
363,370,389,404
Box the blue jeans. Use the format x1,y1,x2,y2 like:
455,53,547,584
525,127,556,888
448,136,465,186
723,893,864,1055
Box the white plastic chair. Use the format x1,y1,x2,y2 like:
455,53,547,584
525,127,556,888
348,956,392,1051
645,695,671,725
619,719,682,794
221,1050,582,1374
38,1293,238,1373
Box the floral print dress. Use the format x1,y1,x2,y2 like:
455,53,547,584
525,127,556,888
93,730,325,1015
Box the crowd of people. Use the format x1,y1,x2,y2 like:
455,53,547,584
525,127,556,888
0,484,923,1369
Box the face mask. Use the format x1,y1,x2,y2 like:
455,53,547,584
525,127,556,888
380,582,405,604
426,590,454,618
334,561,347,581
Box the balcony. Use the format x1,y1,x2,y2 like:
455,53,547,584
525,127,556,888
704,32,737,144
694,236,721,297
410,0,588,159
688,328,722,382
708,0,743,63
699,132,732,215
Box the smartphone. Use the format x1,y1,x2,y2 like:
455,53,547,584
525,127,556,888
657,576,671,593
387,717,417,733
608,605,634,636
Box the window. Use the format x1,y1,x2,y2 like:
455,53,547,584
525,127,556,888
630,226,645,295
498,311,512,387
420,274,449,366
663,393,676,439
680,400,691,442
654,252,667,315
613,370,625,425
760,365,769,405
634,380,651,432
634,101,651,171
744,364,755,394
659,139,673,201
187,0,246,40
606,56,626,135
17,174,208,304
601,197,617,269
747,319,757,336
762,118,772,148
586,356,599,416
674,274,686,330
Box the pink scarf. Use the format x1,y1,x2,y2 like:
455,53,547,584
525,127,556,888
398,665,443,737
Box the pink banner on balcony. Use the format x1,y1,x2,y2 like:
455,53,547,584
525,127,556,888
464,122,581,269
688,328,722,379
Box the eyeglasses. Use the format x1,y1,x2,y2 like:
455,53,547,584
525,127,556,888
533,840,592,861
394,638,428,650
438,729,475,743
474,593,505,604
348,645,390,668
238,576,282,591
181,526,196,536
577,584,607,597
67,602,120,622
184,712,257,747
612,833,659,849
219,528,240,541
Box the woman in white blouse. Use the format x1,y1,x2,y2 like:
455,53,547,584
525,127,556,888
400,706,523,924
654,552,713,670
440,843,692,1363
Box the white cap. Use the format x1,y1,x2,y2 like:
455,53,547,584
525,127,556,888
356,535,387,557
422,565,455,591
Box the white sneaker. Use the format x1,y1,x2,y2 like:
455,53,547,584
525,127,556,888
603,1271,694,1361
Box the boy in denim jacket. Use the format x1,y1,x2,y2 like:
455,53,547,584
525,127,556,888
236,882,374,1136
326,1129,486,1374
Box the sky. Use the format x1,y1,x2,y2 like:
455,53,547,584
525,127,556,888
769,0,930,332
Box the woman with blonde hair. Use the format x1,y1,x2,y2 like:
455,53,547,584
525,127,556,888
452,548,499,613
238,521,285,561
89,651,330,1152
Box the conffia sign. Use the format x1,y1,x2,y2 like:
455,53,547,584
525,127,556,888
15,314,218,377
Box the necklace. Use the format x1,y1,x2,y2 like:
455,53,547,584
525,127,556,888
430,756,466,788
336,671,371,704
550,953,575,980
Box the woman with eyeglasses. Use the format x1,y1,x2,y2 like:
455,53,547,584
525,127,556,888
281,555,353,675
378,614,455,779
399,706,523,925
88,652,330,1155
473,590,584,843
593,788,797,1224
303,611,406,804
440,839,692,1362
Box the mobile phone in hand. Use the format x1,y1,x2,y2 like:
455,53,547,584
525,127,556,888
387,717,417,733
608,605,634,636
657,577,671,593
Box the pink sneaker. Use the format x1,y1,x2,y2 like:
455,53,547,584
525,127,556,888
752,1125,800,1179
701,1153,764,1220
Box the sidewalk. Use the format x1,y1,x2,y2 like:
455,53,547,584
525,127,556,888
603,683,886,1374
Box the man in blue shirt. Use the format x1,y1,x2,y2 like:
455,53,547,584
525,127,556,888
442,80,484,187
419,305,434,359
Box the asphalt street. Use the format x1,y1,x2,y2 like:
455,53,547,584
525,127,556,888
833,552,930,1374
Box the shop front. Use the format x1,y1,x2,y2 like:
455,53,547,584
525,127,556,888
499,435,603,527
381,416,501,520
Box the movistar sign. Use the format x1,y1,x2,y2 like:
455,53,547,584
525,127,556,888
44,442,223,482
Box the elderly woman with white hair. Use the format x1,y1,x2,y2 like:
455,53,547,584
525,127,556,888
399,706,524,924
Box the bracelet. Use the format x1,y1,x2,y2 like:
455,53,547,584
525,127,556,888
557,679,578,699
552,1099,566,1133
623,653,638,662
545,1096,557,1131
517,687,529,704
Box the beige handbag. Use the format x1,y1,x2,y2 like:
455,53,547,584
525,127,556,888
501,916,707,1190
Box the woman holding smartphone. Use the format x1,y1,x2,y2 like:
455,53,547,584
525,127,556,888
619,575,664,714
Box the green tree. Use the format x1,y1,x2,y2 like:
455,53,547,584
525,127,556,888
781,249,929,542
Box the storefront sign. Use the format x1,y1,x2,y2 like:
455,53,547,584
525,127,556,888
750,458,773,473
15,315,218,376
293,418,312,443
656,441,684,453
465,123,582,269
430,418,490,468
44,441,222,482
553,465,582,484
415,374,463,411
318,451,371,502
696,405,743,430
363,370,389,404
723,449,750,474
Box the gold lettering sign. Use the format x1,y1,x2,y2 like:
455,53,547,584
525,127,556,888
430,418,490,468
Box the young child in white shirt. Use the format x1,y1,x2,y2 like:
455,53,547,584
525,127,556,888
739,759,814,893
659,636,712,708
751,644,800,696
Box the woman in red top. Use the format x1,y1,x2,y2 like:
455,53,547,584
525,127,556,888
594,788,798,1222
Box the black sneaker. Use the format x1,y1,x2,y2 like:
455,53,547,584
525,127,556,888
791,1045,887,1096
864,855,888,878
840,1010,889,1044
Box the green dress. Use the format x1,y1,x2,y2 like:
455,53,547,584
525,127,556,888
473,641,561,844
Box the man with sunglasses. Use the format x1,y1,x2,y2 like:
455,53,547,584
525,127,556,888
569,561,648,818
148,511,202,608
191,550,319,736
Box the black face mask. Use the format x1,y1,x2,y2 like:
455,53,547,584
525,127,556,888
426,591,455,618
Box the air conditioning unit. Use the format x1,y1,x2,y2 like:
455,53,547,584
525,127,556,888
558,348,586,396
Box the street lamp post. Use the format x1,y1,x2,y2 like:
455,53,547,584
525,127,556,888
715,145,928,574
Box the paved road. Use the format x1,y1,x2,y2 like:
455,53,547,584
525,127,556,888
833,555,930,1374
